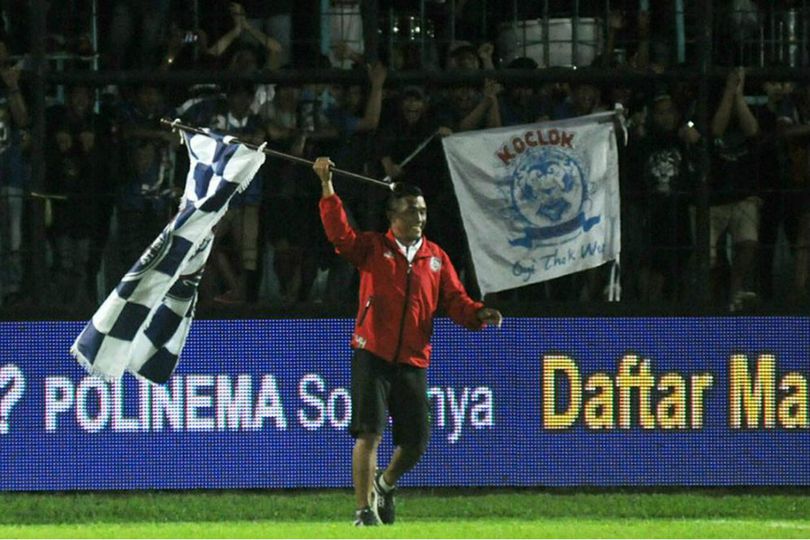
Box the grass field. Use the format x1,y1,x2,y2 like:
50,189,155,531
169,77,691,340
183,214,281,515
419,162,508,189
2,490,810,538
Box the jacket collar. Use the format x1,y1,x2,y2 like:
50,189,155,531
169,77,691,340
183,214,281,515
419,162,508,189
385,229,429,259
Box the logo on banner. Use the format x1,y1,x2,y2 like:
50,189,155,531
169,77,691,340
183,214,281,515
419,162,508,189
502,146,601,249
125,229,171,280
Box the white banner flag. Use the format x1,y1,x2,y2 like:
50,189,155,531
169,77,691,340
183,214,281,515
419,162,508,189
443,111,621,296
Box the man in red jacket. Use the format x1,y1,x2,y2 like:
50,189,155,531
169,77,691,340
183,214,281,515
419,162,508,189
313,157,503,526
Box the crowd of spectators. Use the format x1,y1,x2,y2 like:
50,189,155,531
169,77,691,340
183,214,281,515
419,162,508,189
1,0,810,315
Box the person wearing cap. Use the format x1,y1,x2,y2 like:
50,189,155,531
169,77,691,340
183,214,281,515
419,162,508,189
436,74,502,132
446,41,479,70
312,156,502,526
551,78,602,120
436,40,502,132
378,85,448,189
445,41,495,70
378,85,470,274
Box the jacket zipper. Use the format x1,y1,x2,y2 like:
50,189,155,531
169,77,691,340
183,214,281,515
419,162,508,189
391,261,413,363
358,296,373,326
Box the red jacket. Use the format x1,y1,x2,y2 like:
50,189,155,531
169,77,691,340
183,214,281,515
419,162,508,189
320,194,485,368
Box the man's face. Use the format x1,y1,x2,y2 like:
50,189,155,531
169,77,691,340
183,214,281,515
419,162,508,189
764,81,791,103
137,86,162,116
510,85,534,103
402,95,425,124
230,50,258,72
389,195,427,244
652,97,679,132
611,85,632,107
69,86,92,118
572,84,599,115
798,85,810,116
451,86,477,111
277,86,299,110
454,51,479,70
346,85,363,112
228,90,253,118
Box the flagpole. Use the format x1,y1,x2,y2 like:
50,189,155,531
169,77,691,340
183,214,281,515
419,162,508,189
382,130,439,184
161,118,395,190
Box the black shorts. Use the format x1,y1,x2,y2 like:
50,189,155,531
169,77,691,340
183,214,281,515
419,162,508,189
350,349,430,452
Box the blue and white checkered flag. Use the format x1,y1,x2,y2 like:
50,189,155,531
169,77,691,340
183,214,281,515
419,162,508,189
70,130,266,384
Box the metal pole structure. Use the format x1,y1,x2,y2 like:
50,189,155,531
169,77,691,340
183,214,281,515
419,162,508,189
419,0,426,68
91,0,99,71
799,0,808,67
543,0,550,67
192,0,200,35
450,0,456,49
161,119,394,190
481,0,487,49
388,7,395,69
361,0,379,64
191,0,200,63
770,1,776,62
511,0,520,58
572,0,579,67
604,0,610,62
29,0,48,305
675,0,686,63
801,0,810,67
91,0,101,114
693,0,713,307
759,11,765,67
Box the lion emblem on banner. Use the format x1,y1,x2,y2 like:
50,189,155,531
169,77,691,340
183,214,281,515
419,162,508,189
511,148,586,227
501,146,598,249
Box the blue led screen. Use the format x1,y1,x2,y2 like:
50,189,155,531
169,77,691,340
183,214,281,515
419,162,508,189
0,317,809,490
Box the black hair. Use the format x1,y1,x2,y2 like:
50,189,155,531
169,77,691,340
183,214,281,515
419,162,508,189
506,56,538,70
386,182,423,213
225,80,255,96
227,42,266,70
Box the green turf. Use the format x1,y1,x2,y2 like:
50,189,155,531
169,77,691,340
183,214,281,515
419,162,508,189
1,490,810,538
2,518,810,539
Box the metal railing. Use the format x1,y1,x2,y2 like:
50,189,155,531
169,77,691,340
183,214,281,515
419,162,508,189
5,1,810,317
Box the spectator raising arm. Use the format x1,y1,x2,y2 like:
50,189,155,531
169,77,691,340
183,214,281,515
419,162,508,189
208,3,245,57
333,41,365,67
712,68,742,138
241,15,283,54
459,79,502,131
632,11,651,70
713,67,758,138
603,10,623,67
484,78,502,128
2,64,28,127
354,63,387,132
733,69,759,136
229,2,283,67
477,42,495,70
